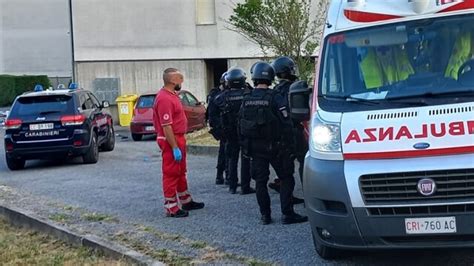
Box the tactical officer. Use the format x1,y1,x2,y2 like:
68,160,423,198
214,67,256,195
268,57,307,205
239,62,308,225
207,73,228,185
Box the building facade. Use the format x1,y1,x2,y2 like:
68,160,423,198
0,0,73,87
73,0,263,102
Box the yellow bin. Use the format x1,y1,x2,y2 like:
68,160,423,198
115,94,138,126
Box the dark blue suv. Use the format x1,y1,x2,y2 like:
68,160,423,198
4,87,115,170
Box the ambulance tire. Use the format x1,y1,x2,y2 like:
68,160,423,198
83,133,99,164
132,133,142,141
312,230,345,260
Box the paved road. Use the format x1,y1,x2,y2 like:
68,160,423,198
1,128,474,265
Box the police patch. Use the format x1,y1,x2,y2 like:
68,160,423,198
163,114,170,120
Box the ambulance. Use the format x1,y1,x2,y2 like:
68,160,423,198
290,0,474,259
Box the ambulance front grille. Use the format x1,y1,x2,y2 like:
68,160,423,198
367,111,417,120
367,203,474,216
360,169,474,204
428,105,473,116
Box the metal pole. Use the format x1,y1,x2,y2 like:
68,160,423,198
68,0,75,82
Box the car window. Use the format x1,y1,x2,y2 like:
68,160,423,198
179,93,190,106
185,92,198,106
89,93,101,108
136,95,155,108
10,95,74,116
80,93,94,110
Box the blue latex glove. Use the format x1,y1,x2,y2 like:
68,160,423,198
172,147,182,162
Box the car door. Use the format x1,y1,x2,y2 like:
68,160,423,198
183,92,205,131
88,92,109,141
178,93,193,130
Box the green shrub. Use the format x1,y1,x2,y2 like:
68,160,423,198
0,75,51,107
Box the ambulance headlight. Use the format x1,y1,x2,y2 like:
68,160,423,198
310,115,341,153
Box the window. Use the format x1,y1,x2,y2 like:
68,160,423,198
179,93,190,106
80,93,94,110
11,95,74,116
196,0,216,25
185,92,198,106
89,93,101,108
136,95,156,108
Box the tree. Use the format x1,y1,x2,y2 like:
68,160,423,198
227,0,328,81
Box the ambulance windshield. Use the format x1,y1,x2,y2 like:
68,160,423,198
319,14,474,109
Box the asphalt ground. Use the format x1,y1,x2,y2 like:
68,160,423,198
1,128,474,265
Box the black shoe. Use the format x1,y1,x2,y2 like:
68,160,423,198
240,187,256,195
260,215,273,225
182,201,205,211
282,213,308,224
166,209,189,218
229,187,237,194
215,178,224,185
291,196,305,205
268,181,281,193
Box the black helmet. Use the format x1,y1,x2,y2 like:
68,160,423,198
271,56,298,80
251,62,275,85
225,67,247,89
250,61,264,76
219,72,227,85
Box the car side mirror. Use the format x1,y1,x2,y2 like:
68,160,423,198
196,101,203,106
102,101,110,108
289,80,312,122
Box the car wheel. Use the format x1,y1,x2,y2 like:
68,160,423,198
102,126,115,152
312,230,345,260
83,133,99,164
5,155,25,171
132,133,142,141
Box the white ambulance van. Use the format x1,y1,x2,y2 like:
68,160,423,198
290,0,474,259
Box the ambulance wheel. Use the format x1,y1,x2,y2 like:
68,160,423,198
312,230,344,260
102,126,115,152
6,155,25,171
132,133,142,141
83,133,99,164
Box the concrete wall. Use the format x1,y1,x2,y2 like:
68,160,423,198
0,0,72,78
76,60,208,102
72,0,263,61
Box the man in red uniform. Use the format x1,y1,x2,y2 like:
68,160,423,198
153,68,205,218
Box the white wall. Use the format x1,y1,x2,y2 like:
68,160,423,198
73,0,263,61
76,60,209,102
0,0,72,77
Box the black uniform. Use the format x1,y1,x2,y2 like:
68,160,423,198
274,80,309,182
240,88,296,218
215,89,252,193
207,87,227,184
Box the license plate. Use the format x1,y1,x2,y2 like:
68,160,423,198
405,217,456,234
145,126,155,131
30,123,54,131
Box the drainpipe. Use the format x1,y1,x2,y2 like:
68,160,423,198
68,0,76,82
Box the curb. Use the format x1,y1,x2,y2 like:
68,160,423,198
186,145,219,156
0,205,164,266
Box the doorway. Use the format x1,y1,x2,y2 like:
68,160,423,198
205,59,228,94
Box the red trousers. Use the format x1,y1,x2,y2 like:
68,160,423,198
157,134,192,214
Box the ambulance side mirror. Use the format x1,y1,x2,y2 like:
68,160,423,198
289,80,312,122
